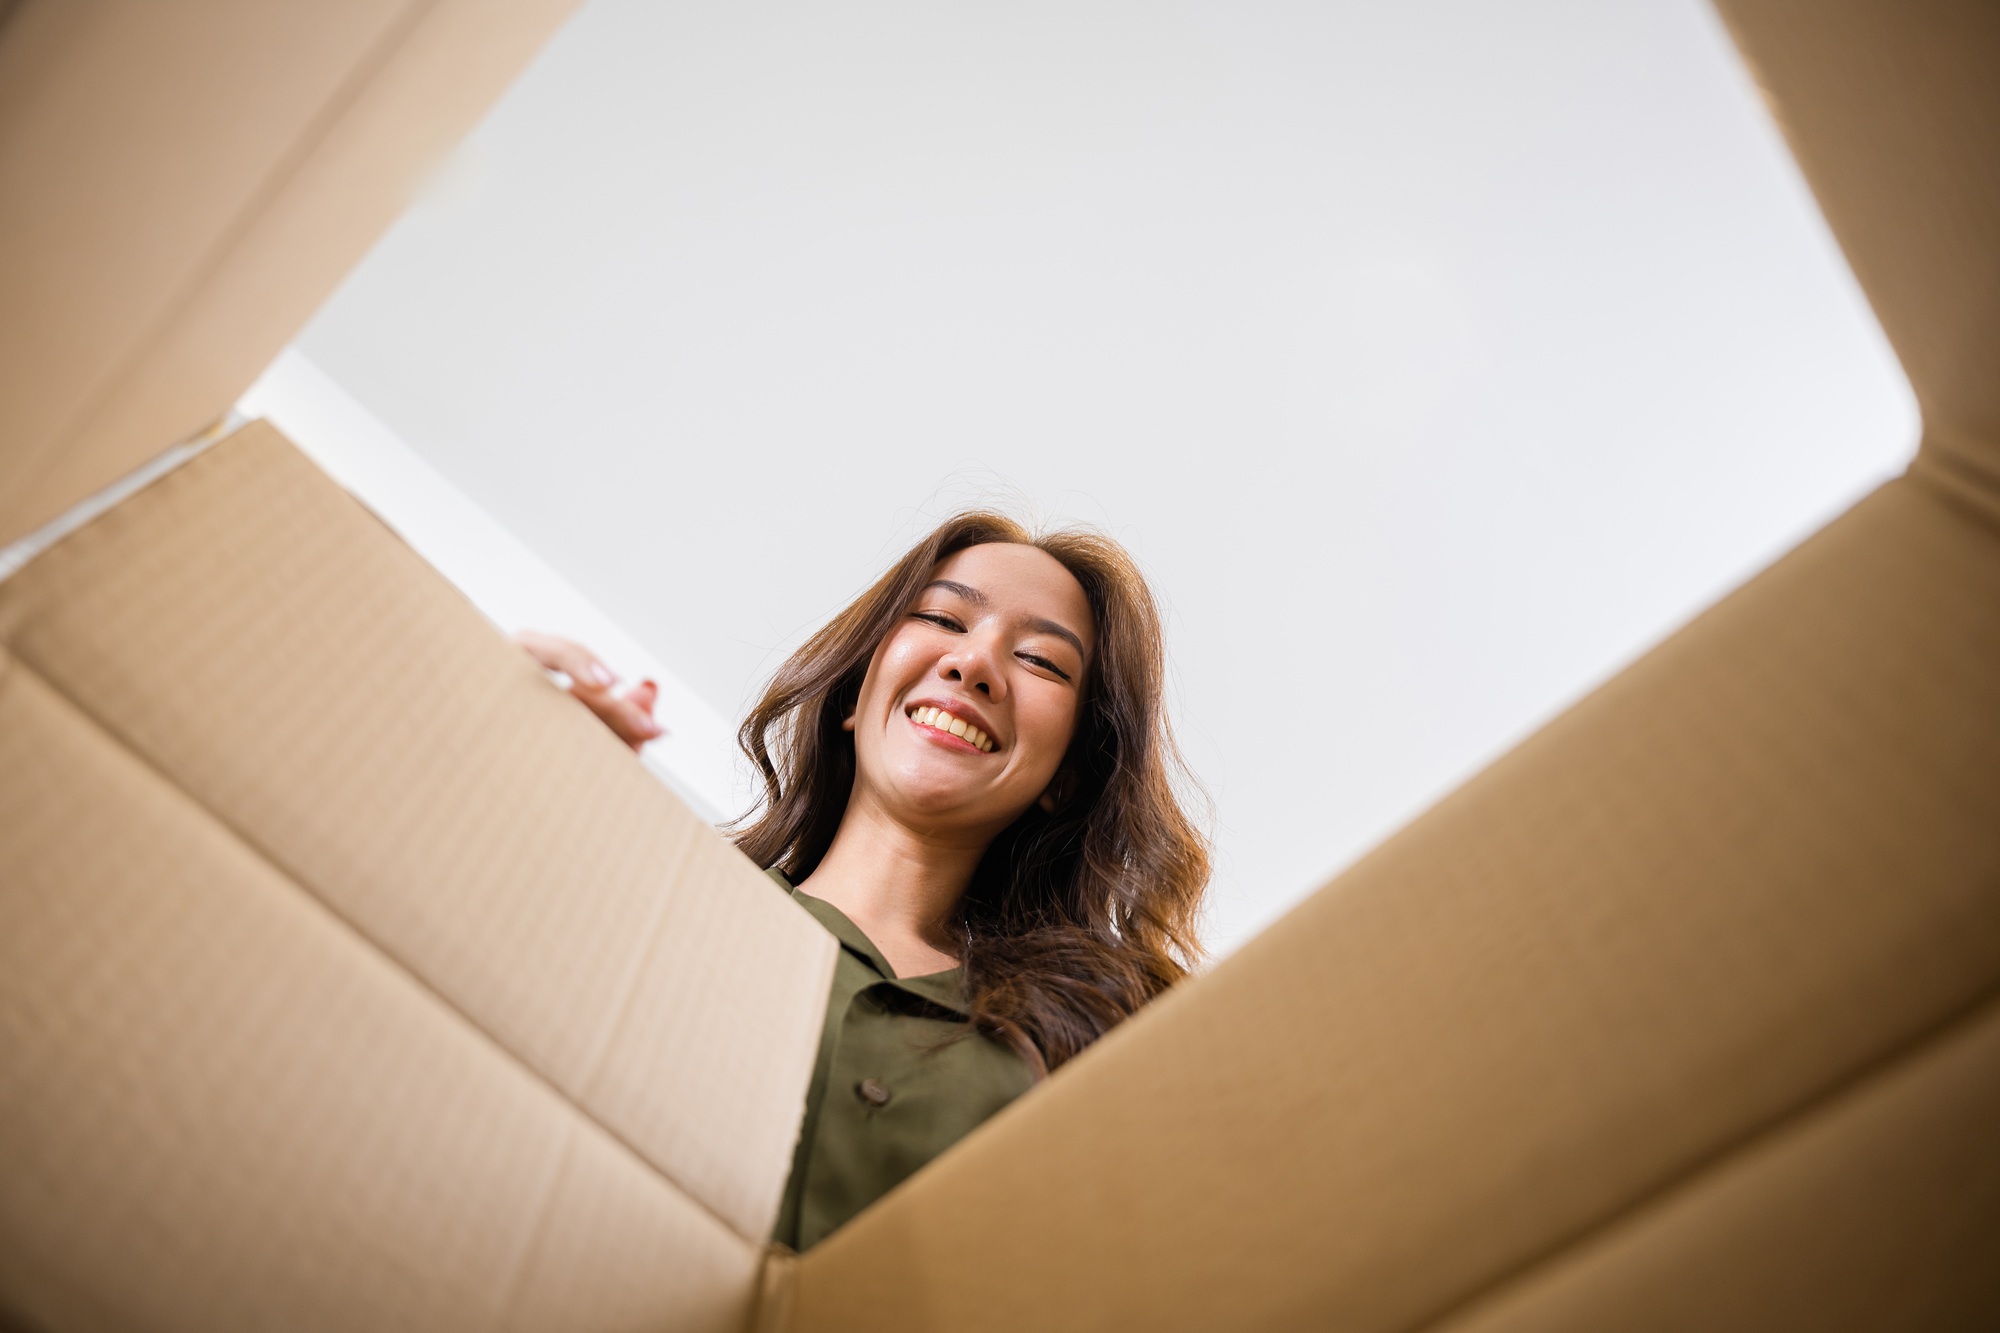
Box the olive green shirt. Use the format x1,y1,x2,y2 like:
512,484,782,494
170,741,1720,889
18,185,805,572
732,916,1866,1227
768,870,1035,1251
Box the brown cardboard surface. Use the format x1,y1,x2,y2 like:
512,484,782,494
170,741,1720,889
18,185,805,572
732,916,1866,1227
0,650,756,1332
789,473,2000,1331
0,422,837,1245
1432,988,2000,1332
0,0,582,547
1713,0,2000,486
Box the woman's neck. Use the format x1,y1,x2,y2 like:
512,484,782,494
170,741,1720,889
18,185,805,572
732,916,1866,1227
794,796,984,978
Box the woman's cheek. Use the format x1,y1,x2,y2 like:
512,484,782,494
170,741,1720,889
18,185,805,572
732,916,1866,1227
875,630,932,684
1018,688,1078,782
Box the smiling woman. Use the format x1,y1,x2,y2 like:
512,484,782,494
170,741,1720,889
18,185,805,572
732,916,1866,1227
525,511,1209,1249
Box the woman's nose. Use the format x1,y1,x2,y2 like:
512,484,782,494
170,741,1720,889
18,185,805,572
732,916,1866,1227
939,635,1006,698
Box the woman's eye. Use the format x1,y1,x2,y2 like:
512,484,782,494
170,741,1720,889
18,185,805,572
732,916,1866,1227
1020,652,1073,683
912,611,963,632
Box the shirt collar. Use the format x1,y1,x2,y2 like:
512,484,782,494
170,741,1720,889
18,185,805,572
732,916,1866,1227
767,868,972,1016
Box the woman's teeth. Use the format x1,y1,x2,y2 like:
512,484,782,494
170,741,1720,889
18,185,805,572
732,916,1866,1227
911,706,996,753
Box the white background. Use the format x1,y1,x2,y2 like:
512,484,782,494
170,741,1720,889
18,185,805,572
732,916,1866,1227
294,0,1914,955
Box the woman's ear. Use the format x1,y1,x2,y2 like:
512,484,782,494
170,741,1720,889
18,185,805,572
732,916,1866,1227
1037,768,1076,814
842,713,856,732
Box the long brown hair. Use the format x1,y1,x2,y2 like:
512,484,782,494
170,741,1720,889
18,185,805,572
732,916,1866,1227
731,512,1210,1075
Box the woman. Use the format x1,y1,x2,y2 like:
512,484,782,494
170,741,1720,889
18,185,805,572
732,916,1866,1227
518,511,1208,1250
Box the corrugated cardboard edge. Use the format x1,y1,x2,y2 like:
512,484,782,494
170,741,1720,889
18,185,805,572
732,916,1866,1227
749,1247,800,1333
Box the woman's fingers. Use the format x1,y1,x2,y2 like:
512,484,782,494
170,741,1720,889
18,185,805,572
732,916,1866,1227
611,680,665,751
586,682,665,751
512,630,665,751
511,629,616,688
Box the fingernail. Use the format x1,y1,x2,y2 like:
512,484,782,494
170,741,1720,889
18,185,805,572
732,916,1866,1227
586,662,615,686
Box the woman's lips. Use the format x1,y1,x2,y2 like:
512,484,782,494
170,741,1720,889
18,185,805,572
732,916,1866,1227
906,704,997,753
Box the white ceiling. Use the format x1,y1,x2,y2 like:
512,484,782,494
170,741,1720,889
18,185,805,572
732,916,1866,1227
297,0,1914,955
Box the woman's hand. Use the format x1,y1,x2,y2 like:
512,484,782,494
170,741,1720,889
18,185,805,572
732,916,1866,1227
512,629,665,751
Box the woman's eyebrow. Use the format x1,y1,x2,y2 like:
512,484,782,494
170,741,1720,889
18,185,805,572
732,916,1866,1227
1025,617,1087,660
923,579,987,607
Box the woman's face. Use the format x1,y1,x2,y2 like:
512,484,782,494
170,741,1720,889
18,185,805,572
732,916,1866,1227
847,542,1095,841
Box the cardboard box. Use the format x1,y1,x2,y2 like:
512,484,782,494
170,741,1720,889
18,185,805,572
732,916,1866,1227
0,422,837,1329
3,0,1997,1329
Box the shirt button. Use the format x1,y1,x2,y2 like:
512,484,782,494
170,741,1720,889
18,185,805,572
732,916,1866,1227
856,1077,892,1108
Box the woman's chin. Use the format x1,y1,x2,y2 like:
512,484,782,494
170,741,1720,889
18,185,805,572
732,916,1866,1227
875,775,1014,829
862,747,1032,829
888,784,987,822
